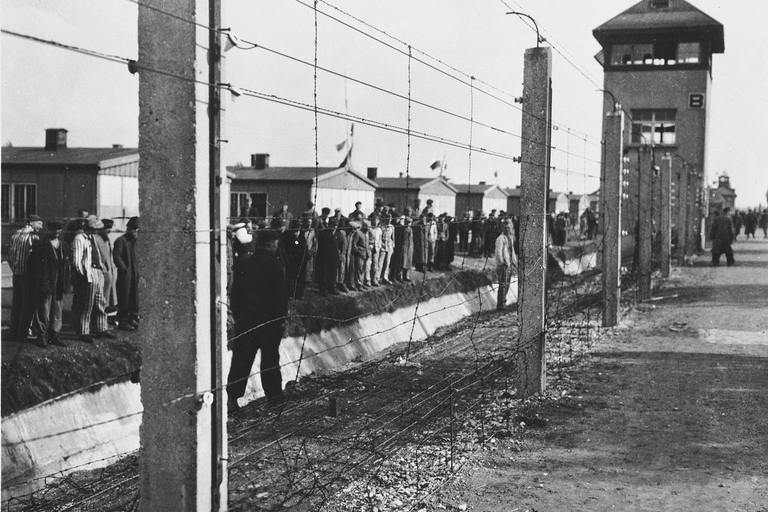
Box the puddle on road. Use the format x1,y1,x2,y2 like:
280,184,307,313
699,329,768,346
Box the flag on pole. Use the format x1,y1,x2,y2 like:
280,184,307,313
335,139,347,152
429,159,441,171
339,123,355,169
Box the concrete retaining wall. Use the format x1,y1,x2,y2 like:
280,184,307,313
2,279,517,500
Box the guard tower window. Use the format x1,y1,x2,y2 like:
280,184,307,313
677,42,701,64
610,42,701,67
631,110,676,146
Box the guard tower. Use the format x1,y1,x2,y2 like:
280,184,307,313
594,0,724,254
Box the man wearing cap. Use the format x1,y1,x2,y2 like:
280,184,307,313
319,207,332,228
29,221,70,347
8,215,43,340
72,216,116,343
227,228,288,410
378,215,395,284
114,217,140,330
95,219,118,322
348,201,365,221
350,219,370,291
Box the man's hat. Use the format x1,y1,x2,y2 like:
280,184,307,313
28,214,43,223
102,219,115,229
257,229,280,245
321,207,331,214
86,215,104,230
127,217,140,230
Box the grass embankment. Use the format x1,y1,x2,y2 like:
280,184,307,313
2,267,495,417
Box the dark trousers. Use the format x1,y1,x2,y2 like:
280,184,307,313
227,319,284,401
711,241,735,266
10,274,35,339
32,293,63,339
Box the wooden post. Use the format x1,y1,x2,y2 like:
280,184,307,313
660,154,672,278
138,0,223,509
637,146,653,301
517,46,551,398
601,110,624,327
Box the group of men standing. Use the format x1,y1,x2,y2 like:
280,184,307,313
7,213,140,348
225,200,520,412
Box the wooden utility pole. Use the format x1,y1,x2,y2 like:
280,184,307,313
600,109,624,327
659,154,672,278
517,46,551,398
138,0,225,509
637,145,653,301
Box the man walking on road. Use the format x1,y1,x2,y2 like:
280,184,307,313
709,207,735,267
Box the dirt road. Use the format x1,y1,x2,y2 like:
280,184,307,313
444,239,768,511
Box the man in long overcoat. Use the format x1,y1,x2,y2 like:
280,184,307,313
709,207,735,266
29,220,70,347
227,229,288,411
113,216,140,330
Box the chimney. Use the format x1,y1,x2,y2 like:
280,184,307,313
251,153,270,170
399,172,404,178
367,167,378,180
479,181,486,185
112,144,124,149
45,128,68,151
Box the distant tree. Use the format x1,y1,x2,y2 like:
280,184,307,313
3,140,13,147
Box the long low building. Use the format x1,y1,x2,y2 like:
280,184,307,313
1,128,139,253
228,154,377,221
372,174,458,216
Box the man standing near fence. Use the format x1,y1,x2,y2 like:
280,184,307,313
8,214,43,341
495,218,518,310
29,220,70,348
71,216,116,343
227,229,288,411
379,215,395,284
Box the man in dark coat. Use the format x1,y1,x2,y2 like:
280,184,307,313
316,216,341,295
227,229,288,411
113,216,140,330
29,220,70,347
709,208,735,266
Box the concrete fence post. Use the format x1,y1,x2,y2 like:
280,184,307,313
516,46,551,398
660,154,672,278
600,110,624,327
637,146,653,301
677,161,688,266
138,0,224,509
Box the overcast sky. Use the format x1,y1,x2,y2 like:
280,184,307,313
2,0,766,208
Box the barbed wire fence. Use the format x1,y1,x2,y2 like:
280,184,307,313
1,0,669,510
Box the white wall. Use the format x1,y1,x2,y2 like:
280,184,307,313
98,175,139,232
421,194,456,218
483,196,508,215
315,187,375,216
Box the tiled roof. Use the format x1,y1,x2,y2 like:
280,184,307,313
374,177,433,189
2,147,138,166
453,183,507,196
594,0,724,53
374,177,458,193
229,166,341,181
229,166,378,188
